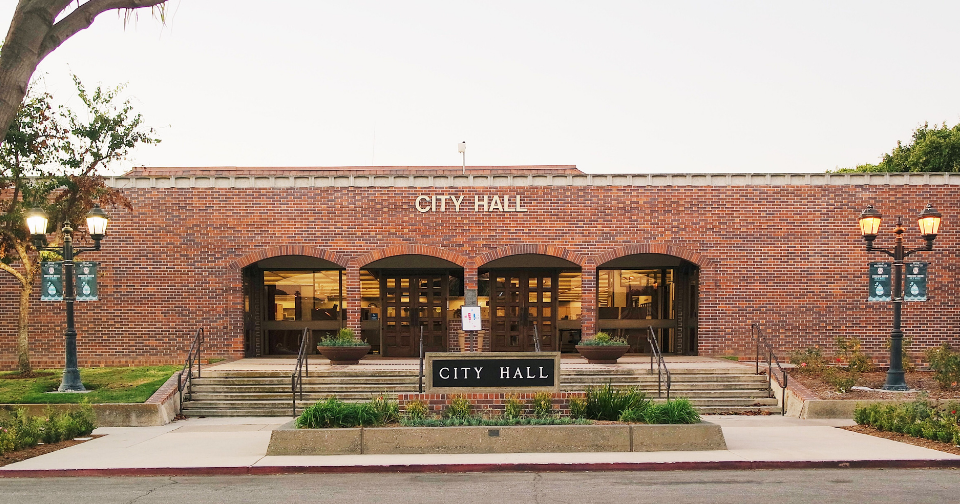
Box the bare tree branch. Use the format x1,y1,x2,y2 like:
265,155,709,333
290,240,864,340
39,0,168,60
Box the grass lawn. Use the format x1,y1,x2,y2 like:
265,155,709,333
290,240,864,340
0,365,180,404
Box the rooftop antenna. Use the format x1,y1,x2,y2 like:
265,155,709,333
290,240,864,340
458,141,466,174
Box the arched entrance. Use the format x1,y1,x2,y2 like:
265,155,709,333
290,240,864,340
242,255,345,357
596,253,699,355
361,254,465,357
479,254,582,353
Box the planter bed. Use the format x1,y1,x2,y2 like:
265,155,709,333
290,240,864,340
266,421,726,455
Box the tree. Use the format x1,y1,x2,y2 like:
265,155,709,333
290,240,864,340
1,75,157,374
839,121,960,173
0,0,168,148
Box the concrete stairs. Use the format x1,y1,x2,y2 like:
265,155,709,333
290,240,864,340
560,367,781,415
181,366,780,417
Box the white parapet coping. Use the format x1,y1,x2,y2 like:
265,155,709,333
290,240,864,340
105,172,960,189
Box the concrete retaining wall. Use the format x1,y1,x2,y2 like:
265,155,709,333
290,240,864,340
0,372,182,427
266,421,726,455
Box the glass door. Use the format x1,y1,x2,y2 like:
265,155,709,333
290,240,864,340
489,270,558,352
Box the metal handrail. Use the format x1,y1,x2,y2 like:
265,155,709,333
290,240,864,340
646,326,671,400
291,327,310,416
753,323,788,415
177,327,204,413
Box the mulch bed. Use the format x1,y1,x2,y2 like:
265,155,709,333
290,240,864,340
0,435,103,467
790,370,960,401
840,425,960,456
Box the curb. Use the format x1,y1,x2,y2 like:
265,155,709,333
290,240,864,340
3,459,960,478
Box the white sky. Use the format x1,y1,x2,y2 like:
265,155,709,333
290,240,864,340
9,1,960,174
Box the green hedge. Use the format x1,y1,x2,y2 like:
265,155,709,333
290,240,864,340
0,404,97,454
854,400,960,445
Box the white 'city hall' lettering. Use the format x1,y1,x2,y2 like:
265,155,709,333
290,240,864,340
415,194,528,213
499,366,549,379
438,367,483,379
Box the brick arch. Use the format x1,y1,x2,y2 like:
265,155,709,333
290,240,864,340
228,246,350,270
475,244,585,268
592,243,714,268
355,245,469,269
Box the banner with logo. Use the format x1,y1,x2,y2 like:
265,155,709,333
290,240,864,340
41,261,63,301
868,262,892,302
75,261,98,301
904,262,928,302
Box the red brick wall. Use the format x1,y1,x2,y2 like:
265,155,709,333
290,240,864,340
1,177,958,369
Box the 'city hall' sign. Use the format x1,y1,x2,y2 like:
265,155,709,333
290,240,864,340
425,352,560,392
414,194,529,213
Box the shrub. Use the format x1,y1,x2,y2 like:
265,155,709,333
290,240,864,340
582,384,650,421
296,396,397,428
503,395,524,419
822,368,859,393
404,400,428,421
444,395,472,419
0,404,97,455
642,398,701,424
579,332,628,346
532,392,553,418
854,399,960,446
926,343,960,390
835,336,874,373
317,327,367,347
789,346,826,373
568,397,588,418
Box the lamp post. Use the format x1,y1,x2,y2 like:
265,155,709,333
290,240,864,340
858,204,942,391
26,205,110,392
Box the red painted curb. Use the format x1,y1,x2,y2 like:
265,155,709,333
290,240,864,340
2,459,960,478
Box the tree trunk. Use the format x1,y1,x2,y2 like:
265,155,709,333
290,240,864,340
17,276,33,374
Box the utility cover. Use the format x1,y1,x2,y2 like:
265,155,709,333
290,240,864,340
868,262,892,302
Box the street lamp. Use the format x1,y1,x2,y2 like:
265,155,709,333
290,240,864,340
858,204,942,391
26,205,110,392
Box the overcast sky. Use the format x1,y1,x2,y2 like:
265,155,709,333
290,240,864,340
9,1,960,174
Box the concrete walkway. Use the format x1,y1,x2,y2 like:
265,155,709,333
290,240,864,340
2,414,958,477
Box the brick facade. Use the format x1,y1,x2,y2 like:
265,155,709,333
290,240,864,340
1,169,958,370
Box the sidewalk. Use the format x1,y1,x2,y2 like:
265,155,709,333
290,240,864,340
2,415,958,477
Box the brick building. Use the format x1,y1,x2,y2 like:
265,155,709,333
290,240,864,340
1,166,957,370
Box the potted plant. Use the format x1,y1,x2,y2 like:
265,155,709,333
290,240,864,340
316,328,371,365
576,332,630,364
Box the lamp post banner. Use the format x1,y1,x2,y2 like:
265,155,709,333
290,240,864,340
75,261,98,301
40,261,63,301
904,262,928,302
868,262,892,302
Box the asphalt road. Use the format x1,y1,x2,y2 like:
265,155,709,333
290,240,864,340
2,469,958,503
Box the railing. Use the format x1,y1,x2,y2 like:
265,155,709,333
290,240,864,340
177,327,204,413
753,323,788,415
291,327,310,416
646,326,671,400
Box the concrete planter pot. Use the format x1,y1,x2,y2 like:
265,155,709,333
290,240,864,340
575,344,630,364
317,344,371,365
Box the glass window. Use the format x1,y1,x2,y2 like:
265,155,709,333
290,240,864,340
264,270,342,321
558,271,581,321
598,269,673,320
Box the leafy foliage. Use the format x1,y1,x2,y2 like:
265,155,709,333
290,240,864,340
532,391,554,418
639,398,702,425
837,121,960,173
0,404,97,455
444,395,473,419
503,395,524,419
579,384,650,421
789,346,827,373
579,332,628,346
295,396,398,429
926,344,960,390
400,416,588,427
855,399,960,446
1,76,158,374
316,327,368,347
835,336,874,373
